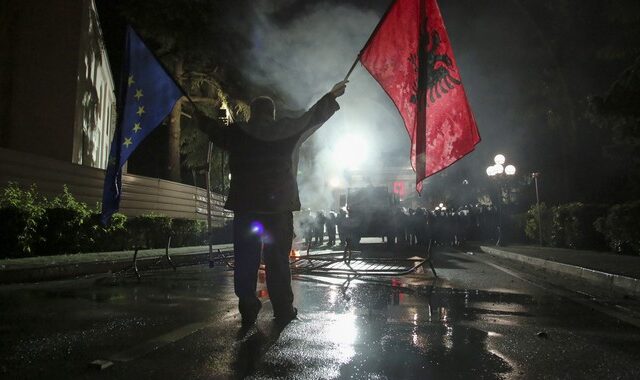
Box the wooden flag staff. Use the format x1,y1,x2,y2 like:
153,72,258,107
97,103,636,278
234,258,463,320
344,55,360,81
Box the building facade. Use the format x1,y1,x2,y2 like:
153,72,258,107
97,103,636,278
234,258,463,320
0,0,114,169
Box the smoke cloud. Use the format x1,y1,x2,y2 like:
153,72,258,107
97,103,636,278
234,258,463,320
244,1,409,210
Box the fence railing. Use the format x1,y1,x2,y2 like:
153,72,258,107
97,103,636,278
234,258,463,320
0,148,231,226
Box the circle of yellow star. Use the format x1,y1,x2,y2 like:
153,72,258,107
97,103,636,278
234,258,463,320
123,137,133,148
136,106,145,116
128,75,135,87
134,89,143,101
133,123,142,133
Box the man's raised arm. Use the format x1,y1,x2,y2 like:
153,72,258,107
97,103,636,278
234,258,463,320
281,80,348,141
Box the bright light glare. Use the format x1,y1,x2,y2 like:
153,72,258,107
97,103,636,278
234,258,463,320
249,221,264,235
439,203,444,208
486,166,495,176
326,311,357,358
334,134,368,170
495,164,504,174
505,165,516,175
329,177,341,188
494,154,506,165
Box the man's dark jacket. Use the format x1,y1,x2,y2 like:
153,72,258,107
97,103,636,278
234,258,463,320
201,93,339,213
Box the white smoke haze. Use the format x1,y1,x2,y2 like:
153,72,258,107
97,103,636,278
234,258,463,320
245,2,410,210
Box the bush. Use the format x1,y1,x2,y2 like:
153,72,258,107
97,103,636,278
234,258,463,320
0,183,223,256
171,218,207,247
36,186,91,255
595,201,640,255
550,203,607,249
210,220,233,244
525,203,553,245
506,212,528,243
83,211,128,252
126,213,172,249
0,183,46,257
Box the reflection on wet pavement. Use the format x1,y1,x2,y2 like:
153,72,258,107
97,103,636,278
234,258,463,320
2,249,640,379
244,278,516,379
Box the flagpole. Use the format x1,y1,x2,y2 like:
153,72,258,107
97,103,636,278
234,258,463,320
344,55,360,81
344,0,396,81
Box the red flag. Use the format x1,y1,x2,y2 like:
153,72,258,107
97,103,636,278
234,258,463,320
360,0,480,193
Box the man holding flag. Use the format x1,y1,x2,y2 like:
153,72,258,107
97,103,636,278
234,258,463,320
100,23,347,327
102,0,477,329
196,81,347,327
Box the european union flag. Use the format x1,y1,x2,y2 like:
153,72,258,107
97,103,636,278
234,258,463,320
101,26,184,224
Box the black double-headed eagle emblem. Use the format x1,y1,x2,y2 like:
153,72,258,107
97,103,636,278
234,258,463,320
409,20,461,106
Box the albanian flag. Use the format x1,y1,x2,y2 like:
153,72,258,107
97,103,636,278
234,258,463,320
360,0,480,193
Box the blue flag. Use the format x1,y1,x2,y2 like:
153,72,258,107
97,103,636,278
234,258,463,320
101,26,184,224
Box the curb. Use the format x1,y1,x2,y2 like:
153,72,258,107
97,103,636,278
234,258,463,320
480,246,640,297
0,248,233,285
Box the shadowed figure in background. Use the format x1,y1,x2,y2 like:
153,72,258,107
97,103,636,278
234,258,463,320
326,211,337,246
197,80,347,327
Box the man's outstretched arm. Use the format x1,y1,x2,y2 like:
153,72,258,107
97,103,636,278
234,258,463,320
275,80,348,142
295,80,348,139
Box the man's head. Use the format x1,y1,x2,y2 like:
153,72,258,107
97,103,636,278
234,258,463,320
249,96,275,122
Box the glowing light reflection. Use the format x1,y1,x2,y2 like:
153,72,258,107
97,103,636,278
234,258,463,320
439,307,448,322
326,311,358,360
327,287,338,306
412,328,419,347
444,324,454,351
250,221,264,235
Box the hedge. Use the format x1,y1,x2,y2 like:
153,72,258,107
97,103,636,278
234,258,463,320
524,201,640,253
551,203,608,249
0,183,231,259
595,201,640,255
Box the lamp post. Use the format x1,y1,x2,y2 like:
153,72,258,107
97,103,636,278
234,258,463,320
532,172,542,246
486,154,516,246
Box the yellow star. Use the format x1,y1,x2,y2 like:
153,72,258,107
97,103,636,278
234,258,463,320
128,75,135,87
123,137,133,148
136,106,145,116
133,122,142,133
134,89,143,101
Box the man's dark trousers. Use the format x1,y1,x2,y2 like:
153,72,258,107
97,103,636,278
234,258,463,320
233,212,294,315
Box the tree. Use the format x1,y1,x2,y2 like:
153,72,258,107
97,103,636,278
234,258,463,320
587,1,640,201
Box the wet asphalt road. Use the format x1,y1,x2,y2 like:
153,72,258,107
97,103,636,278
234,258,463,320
1,243,640,379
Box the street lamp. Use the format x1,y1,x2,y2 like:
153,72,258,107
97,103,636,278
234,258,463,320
486,154,517,246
